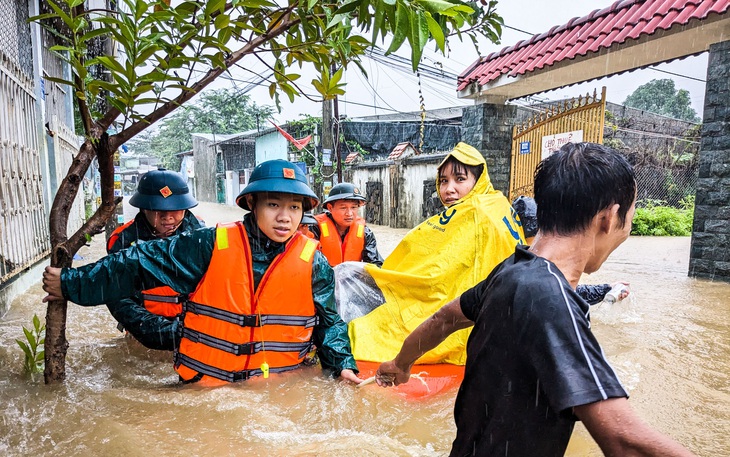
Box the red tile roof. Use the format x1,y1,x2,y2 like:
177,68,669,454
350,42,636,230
458,0,730,91
345,152,360,164
387,142,419,160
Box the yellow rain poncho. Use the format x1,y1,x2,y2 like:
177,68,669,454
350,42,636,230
348,143,525,365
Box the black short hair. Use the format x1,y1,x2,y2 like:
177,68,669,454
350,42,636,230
438,155,484,182
534,142,636,236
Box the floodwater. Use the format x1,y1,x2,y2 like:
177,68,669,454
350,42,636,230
0,203,728,456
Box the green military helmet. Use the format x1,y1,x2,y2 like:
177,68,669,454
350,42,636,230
236,159,318,211
129,168,198,211
300,212,317,225
322,182,367,207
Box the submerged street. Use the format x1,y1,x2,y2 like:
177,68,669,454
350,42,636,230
0,202,728,456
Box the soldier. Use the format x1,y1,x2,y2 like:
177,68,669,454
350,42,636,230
312,183,383,267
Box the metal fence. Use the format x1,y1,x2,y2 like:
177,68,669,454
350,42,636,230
0,50,50,285
0,0,53,285
634,165,698,208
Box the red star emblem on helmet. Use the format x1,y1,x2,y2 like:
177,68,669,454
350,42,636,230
159,186,173,198
283,168,296,179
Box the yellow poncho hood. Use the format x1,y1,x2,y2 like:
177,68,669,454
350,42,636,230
348,143,524,365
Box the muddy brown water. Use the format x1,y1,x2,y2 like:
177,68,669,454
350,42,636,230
0,203,728,456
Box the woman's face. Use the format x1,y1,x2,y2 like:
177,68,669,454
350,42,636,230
439,163,476,207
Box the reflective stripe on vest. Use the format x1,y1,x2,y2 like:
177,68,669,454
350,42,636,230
176,353,301,384
141,286,185,317
175,222,318,384
314,214,366,266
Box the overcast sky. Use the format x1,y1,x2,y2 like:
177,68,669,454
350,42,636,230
213,0,709,123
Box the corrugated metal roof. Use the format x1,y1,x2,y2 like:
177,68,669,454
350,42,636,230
458,0,730,91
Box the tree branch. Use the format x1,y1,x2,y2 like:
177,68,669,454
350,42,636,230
112,13,301,147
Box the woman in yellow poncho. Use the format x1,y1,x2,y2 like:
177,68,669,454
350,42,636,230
344,142,525,366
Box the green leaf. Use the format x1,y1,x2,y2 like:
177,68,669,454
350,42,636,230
205,0,227,16
44,76,76,88
330,67,344,87
79,27,109,44
386,2,410,54
16,340,33,360
418,0,457,13
424,13,445,52
23,327,36,349
134,0,149,22
87,55,126,75
45,0,74,29
214,14,230,29
335,0,361,15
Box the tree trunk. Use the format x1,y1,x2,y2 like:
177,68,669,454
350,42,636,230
44,134,118,383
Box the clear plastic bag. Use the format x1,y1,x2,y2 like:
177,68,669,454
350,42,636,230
333,261,385,323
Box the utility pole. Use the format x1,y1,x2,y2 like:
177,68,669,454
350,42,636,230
334,87,342,183
320,96,333,198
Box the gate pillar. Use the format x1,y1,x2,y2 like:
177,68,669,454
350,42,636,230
689,40,730,282
461,103,517,195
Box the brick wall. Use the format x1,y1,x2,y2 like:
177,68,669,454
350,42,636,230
689,40,730,282
461,104,516,195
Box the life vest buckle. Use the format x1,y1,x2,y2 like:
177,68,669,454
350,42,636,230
239,314,261,327
234,342,258,356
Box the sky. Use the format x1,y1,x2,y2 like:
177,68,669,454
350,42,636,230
207,0,710,124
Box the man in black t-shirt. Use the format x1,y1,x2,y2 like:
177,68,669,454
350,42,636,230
376,143,695,457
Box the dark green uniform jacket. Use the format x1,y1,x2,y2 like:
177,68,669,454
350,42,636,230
104,209,203,350
64,213,358,377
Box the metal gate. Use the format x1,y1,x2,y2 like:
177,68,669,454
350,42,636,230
509,87,606,200
0,52,50,284
365,181,383,225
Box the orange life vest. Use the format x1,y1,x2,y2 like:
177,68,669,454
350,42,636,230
107,220,135,252
108,220,185,318
175,222,319,384
314,213,366,266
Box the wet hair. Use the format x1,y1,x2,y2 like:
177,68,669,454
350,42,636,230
534,142,636,236
437,155,484,182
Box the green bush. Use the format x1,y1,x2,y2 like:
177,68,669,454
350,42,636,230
16,314,45,376
631,197,694,236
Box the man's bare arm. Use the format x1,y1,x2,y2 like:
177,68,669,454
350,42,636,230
576,397,695,457
376,297,473,386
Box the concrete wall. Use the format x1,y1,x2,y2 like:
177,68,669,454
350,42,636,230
348,162,392,226
689,40,730,282
347,155,444,229
192,135,218,203
255,131,288,164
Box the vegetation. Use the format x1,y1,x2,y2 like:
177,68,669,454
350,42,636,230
33,0,504,383
125,88,274,168
631,197,695,236
16,315,46,377
623,79,701,122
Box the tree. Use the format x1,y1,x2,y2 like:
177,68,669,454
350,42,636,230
623,79,701,122
33,0,503,383
126,88,275,168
